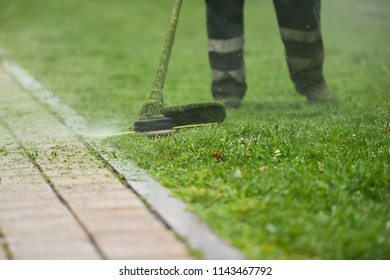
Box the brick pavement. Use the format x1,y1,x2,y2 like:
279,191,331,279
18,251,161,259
0,68,190,259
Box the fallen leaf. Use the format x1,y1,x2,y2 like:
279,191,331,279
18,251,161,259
259,166,269,172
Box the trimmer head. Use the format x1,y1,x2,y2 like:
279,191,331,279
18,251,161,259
133,117,175,136
162,102,226,126
133,101,226,135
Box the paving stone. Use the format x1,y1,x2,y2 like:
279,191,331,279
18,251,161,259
24,141,93,160
59,188,139,201
36,157,105,173
76,208,156,221
2,215,81,233
49,176,117,188
0,173,47,185
0,199,64,211
5,119,71,141
48,173,116,186
0,156,33,170
93,231,192,260
1,216,88,240
0,68,191,260
95,231,178,244
0,182,53,193
0,161,34,171
3,228,87,244
96,234,190,260
0,166,38,177
10,240,100,260
0,189,56,202
44,167,113,179
55,182,125,192
82,213,167,234
67,197,146,211
0,206,70,222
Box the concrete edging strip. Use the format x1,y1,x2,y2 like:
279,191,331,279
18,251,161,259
0,51,245,260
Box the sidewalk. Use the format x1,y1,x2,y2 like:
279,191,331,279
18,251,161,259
0,68,191,259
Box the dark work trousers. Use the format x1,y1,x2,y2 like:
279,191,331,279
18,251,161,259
206,0,325,99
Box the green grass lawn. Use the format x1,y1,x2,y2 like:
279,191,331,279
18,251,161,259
1,0,389,259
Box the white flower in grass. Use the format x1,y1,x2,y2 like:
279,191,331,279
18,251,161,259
273,149,282,163
234,169,242,178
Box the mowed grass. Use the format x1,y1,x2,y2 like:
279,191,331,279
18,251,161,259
1,0,389,259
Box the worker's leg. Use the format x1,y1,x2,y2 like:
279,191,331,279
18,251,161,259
205,0,247,107
273,0,335,103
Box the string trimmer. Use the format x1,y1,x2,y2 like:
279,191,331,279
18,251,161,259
133,0,226,136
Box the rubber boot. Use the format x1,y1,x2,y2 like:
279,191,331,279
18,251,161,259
206,0,247,108
273,0,335,103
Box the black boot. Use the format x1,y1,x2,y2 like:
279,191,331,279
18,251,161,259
274,0,335,103
206,0,247,108
212,76,247,108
